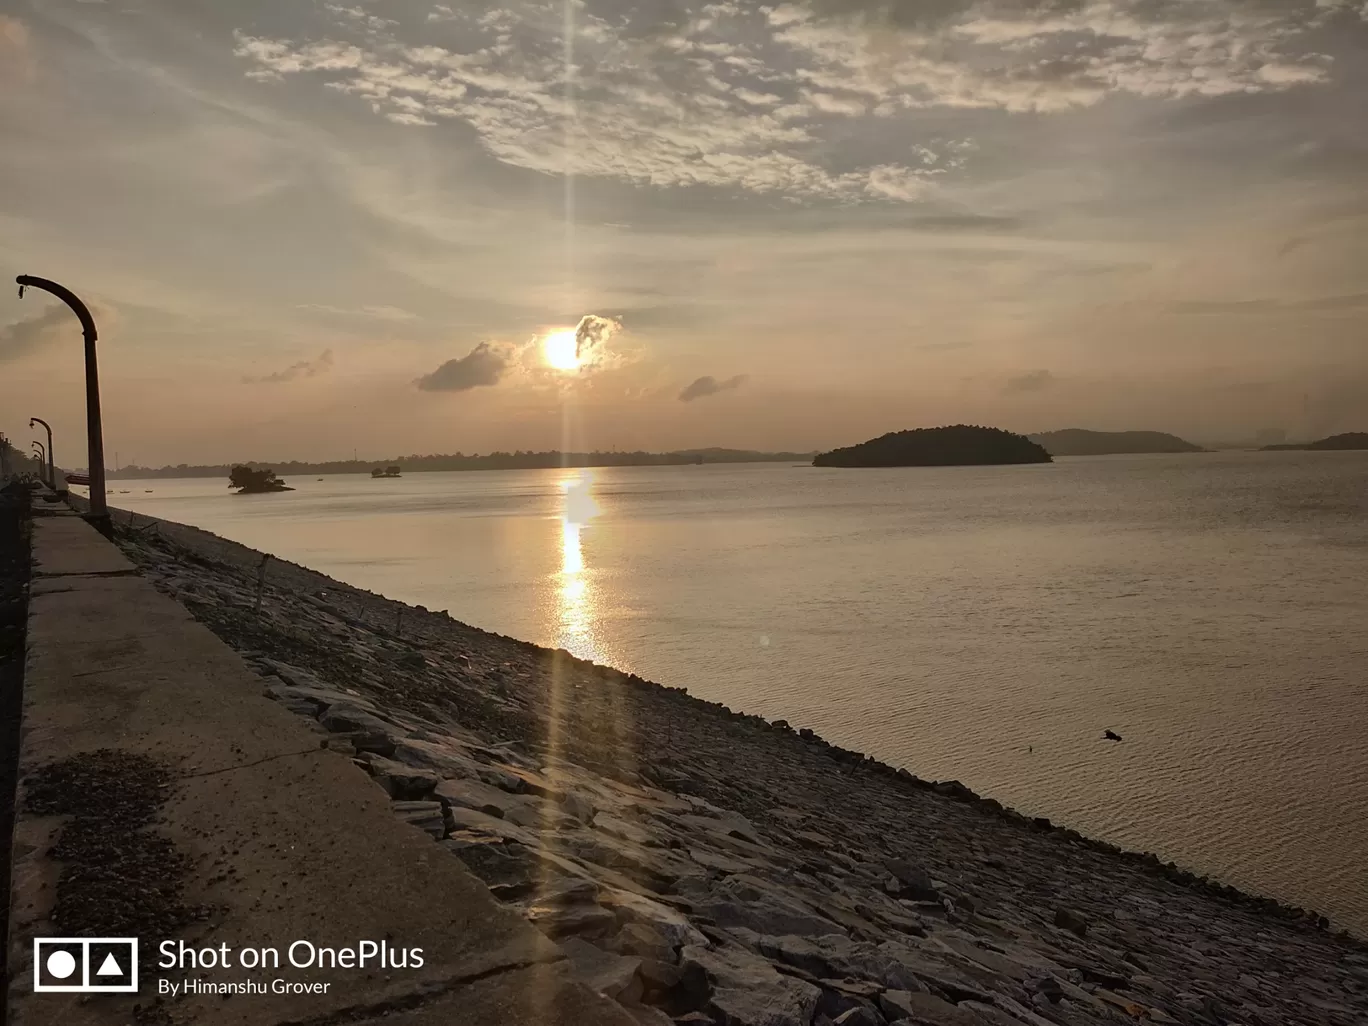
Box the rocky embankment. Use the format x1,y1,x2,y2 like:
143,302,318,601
109,512,1367,1026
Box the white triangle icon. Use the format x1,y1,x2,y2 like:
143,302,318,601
96,953,122,976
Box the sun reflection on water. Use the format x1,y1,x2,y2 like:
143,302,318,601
556,472,599,660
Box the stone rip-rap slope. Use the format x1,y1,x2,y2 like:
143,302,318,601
108,512,1367,1026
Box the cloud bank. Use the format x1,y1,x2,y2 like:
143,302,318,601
231,0,1362,206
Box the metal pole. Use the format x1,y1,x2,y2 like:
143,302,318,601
31,441,45,484
15,275,108,531
29,416,53,487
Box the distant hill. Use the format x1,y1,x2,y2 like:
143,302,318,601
108,448,817,480
1029,429,1204,456
814,425,1051,468
1262,432,1368,452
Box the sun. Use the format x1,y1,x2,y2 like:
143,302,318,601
543,329,580,371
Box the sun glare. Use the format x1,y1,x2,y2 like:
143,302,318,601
543,329,580,371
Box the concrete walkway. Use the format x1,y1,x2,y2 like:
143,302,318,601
7,511,637,1026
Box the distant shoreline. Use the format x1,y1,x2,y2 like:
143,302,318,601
106,450,817,481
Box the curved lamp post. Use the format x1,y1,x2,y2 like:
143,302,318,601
29,416,54,487
31,440,46,485
16,275,107,528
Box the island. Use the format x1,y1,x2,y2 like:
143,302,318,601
1261,432,1368,451
1029,429,1204,456
371,465,402,478
813,425,1052,467
228,466,295,494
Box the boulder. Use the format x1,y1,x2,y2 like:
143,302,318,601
679,813,762,846
392,800,446,840
689,847,755,875
319,702,402,755
626,1006,675,1026
435,777,527,819
878,990,979,1026
883,860,940,902
256,658,339,695
444,805,540,846
446,839,537,890
496,764,566,800
608,922,677,962
532,875,601,908
680,944,822,1026
390,738,486,778
525,901,617,940
565,832,685,892
697,876,843,939
815,980,885,1024
563,791,597,824
594,813,659,848
478,764,533,795
560,937,643,1003
264,685,327,718
637,957,684,992
363,754,439,800
832,1007,885,1026
599,889,709,950
1053,908,1090,938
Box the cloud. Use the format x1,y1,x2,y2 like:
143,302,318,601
1172,293,1368,314
0,304,70,362
1277,236,1311,259
679,373,748,401
0,15,34,86
570,314,622,364
242,349,334,383
1003,369,1054,393
229,1,1362,207
297,303,419,321
230,5,969,204
1290,292,1368,311
415,341,509,391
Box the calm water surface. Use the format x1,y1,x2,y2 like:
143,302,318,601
100,452,1368,933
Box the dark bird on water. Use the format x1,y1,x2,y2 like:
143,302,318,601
1103,729,1123,742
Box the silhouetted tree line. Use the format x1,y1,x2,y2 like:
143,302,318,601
1260,432,1368,452
111,448,816,479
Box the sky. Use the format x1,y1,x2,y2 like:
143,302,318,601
1,0,1366,465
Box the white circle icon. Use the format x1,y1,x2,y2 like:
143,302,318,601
45,950,77,979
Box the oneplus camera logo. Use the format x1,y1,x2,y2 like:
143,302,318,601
33,938,138,993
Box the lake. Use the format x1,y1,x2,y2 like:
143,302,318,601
96,451,1368,934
